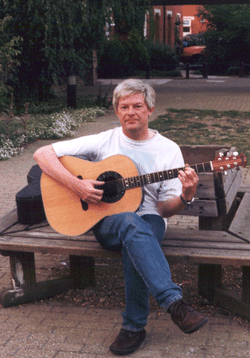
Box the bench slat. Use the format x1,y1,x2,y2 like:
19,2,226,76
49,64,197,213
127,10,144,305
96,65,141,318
177,199,218,217
161,247,250,266
162,239,250,251
229,193,250,241
165,228,242,243
0,235,120,258
1,230,250,266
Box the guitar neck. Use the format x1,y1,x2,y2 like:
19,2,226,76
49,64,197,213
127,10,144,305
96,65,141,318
122,161,213,190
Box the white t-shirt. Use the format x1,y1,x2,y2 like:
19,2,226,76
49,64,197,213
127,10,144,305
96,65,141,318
52,127,184,226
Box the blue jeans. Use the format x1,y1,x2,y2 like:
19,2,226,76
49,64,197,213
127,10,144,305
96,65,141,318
92,212,183,332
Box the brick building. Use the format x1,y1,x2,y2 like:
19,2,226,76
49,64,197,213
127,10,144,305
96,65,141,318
145,5,208,47
183,5,208,37
145,5,183,48
107,5,208,49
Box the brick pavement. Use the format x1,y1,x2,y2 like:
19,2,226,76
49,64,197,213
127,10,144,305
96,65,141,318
0,76,250,357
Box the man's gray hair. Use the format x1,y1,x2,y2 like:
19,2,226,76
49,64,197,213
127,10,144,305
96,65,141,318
112,79,156,111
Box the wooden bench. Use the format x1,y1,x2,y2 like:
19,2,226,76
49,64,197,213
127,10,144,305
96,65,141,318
0,146,249,321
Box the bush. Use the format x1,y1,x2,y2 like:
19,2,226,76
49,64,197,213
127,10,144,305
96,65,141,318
126,30,150,70
97,39,134,79
145,41,178,71
98,39,178,78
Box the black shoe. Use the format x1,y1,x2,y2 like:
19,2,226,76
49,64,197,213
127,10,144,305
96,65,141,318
109,328,146,356
170,299,208,334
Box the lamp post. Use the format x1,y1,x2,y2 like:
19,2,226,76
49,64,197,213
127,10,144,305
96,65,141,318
67,74,77,108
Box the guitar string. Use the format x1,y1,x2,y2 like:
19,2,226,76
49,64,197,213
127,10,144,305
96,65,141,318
98,164,195,191
99,157,239,191
99,170,181,191
97,159,234,191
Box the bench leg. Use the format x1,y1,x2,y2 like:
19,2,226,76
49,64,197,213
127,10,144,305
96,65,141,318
0,251,36,307
0,251,75,308
10,251,36,289
213,266,250,321
198,263,222,302
69,255,95,289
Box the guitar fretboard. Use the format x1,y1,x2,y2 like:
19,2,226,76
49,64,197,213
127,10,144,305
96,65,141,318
121,161,212,190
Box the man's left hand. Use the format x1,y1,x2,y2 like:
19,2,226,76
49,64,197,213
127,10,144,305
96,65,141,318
178,164,199,201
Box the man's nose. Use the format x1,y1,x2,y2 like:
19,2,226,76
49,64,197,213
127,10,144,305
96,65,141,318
128,106,135,114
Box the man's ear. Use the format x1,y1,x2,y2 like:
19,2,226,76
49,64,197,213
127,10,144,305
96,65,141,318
149,106,154,116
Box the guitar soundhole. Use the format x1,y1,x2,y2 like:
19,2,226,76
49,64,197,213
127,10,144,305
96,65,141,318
96,171,125,203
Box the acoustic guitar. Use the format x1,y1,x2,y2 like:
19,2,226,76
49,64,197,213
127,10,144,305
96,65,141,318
41,152,247,236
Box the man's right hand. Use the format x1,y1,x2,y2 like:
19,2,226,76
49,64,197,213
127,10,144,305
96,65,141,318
76,179,104,204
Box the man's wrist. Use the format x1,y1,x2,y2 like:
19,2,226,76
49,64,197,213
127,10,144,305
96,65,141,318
180,194,194,206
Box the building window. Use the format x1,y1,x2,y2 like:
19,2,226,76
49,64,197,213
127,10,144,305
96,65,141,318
155,9,161,42
183,18,192,36
154,9,161,15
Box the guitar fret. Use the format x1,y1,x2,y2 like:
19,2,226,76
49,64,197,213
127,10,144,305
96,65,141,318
168,170,173,179
121,179,126,190
192,164,197,173
173,168,179,178
159,172,164,181
129,177,134,188
204,162,212,171
124,178,130,189
196,164,204,173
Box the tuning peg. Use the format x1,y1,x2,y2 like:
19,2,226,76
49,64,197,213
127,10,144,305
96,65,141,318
233,151,238,156
223,171,228,175
219,152,224,157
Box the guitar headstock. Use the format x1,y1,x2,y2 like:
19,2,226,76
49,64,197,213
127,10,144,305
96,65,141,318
212,152,247,172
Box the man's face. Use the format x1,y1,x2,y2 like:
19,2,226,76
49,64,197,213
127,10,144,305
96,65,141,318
115,93,154,139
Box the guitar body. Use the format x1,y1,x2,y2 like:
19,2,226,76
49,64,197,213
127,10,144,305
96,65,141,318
41,155,142,236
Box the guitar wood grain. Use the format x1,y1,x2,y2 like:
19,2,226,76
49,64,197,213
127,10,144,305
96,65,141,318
41,155,142,236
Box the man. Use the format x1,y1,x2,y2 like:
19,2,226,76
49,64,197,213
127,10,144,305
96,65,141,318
34,79,208,356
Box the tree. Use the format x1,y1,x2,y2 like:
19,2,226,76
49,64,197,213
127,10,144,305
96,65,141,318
0,0,151,104
198,4,250,72
0,12,21,109
104,1,150,72
111,0,150,39
0,0,110,103
44,0,110,79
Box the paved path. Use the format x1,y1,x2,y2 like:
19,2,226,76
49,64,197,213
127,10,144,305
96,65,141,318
0,76,250,357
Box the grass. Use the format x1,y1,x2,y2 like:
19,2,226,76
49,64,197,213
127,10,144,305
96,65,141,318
149,108,250,164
